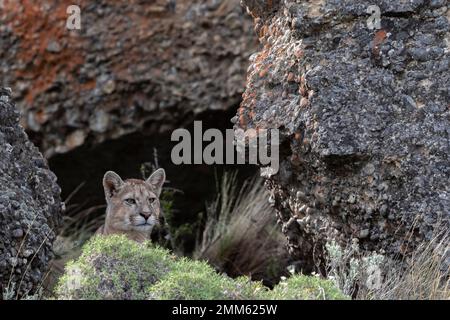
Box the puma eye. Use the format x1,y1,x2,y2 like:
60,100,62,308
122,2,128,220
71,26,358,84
125,198,136,205
148,198,156,204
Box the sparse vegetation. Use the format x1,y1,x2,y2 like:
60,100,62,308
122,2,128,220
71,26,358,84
373,232,449,300
325,231,450,300
195,172,289,286
271,274,349,300
44,169,449,301
157,188,199,255
55,235,347,300
43,184,107,296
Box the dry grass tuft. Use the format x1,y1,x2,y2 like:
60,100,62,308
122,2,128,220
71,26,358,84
325,228,449,300
42,182,106,296
195,172,289,286
374,233,449,300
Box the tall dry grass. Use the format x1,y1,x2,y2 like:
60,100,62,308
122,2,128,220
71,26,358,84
325,227,449,300
42,182,106,296
374,233,449,300
195,172,289,286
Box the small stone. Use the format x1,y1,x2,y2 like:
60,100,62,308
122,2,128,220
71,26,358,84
430,0,446,8
359,229,370,238
23,249,33,258
403,95,416,109
9,257,18,267
102,80,116,95
363,163,375,175
12,229,23,238
65,130,86,150
89,110,109,133
46,40,62,53
348,194,356,204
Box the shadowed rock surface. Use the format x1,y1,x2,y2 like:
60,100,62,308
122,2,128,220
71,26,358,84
0,0,257,157
237,0,449,269
0,88,63,298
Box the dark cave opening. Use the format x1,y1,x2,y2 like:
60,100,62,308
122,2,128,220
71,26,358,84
48,108,259,254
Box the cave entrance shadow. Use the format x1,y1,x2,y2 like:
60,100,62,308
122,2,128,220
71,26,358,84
48,110,258,254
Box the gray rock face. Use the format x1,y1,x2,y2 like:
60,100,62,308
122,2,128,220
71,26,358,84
0,0,257,157
237,0,449,268
0,88,63,298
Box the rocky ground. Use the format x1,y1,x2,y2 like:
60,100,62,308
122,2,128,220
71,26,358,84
237,0,449,270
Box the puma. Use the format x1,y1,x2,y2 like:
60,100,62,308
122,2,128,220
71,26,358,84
96,169,166,243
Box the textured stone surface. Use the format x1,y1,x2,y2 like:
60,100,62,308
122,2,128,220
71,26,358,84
0,88,63,298
237,0,449,269
0,0,257,157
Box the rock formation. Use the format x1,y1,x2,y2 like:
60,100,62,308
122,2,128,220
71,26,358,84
237,0,449,269
0,88,63,298
0,0,257,157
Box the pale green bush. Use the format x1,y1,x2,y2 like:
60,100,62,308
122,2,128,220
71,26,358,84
55,235,176,299
325,234,449,300
55,235,347,300
270,274,349,300
148,259,266,300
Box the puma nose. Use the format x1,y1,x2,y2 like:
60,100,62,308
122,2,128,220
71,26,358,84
140,212,151,220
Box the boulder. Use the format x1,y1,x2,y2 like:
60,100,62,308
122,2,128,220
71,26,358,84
237,0,449,268
0,88,63,298
0,0,257,157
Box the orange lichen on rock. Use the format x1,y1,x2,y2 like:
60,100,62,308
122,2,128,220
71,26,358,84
3,0,86,105
371,29,387,57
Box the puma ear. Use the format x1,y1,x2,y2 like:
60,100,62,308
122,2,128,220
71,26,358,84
103,171,124,199
145,168,166,197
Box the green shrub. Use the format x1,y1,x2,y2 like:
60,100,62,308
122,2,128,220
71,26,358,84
55,235,176,299
148,259,267,300
269,275,349,300
55,235,347,300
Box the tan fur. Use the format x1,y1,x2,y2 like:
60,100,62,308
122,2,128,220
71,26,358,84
96,169,166,243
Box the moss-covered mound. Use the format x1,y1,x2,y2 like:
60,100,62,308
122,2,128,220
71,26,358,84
55,235,347,300
147,259,267,300
55,235,175,299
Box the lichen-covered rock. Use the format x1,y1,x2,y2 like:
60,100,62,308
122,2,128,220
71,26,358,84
55,235,347,300
0,0,257,157
0,87,63,298
236,0,449,269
